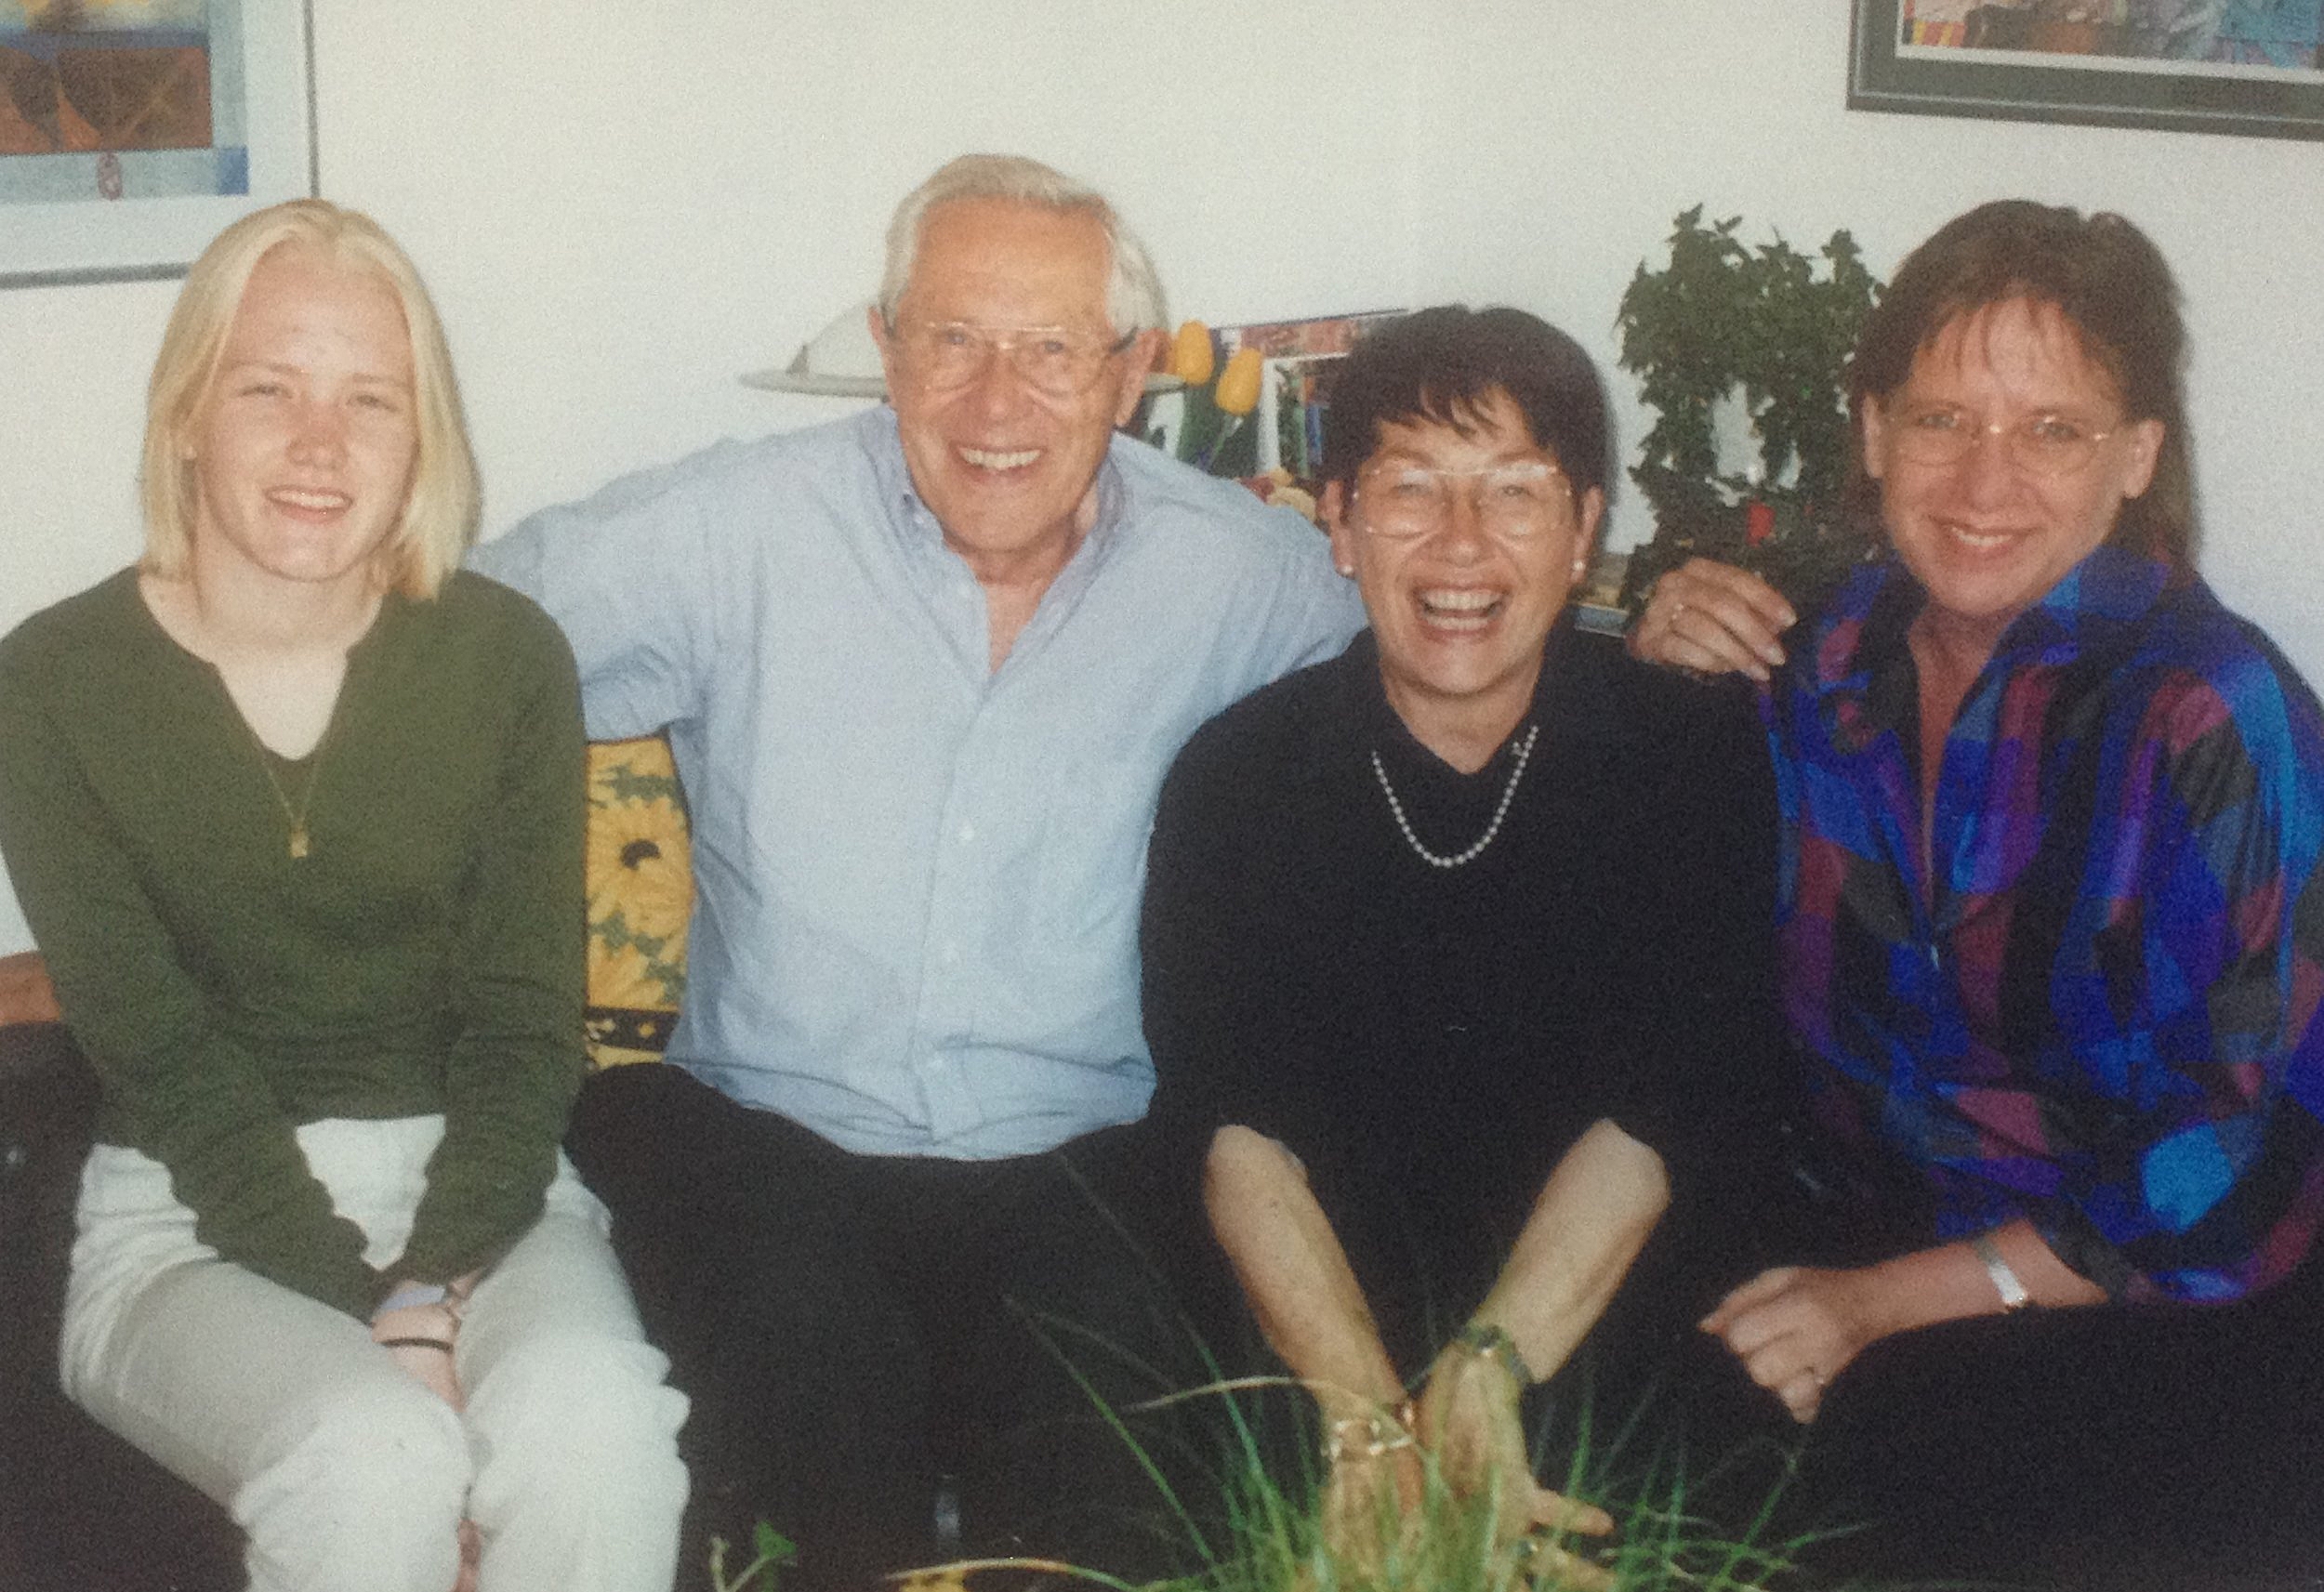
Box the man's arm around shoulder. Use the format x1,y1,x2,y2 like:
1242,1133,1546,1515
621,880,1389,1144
469,436,777,742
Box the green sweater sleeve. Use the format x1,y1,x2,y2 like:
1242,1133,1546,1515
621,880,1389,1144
0,590,379,1315
396,595,588,1285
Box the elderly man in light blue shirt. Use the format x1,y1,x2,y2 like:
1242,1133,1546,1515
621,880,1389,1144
473,153,1360,1588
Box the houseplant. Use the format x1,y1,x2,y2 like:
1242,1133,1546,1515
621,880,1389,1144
1614,208,1882,615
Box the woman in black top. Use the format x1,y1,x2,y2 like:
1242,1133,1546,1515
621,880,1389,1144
1142,307,1785,1578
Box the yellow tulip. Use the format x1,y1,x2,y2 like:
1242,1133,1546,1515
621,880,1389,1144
1168,320,1215,385
1214,346,1263,416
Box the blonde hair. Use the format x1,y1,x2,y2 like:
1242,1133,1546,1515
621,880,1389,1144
877,153,1167,337
140,199,479,600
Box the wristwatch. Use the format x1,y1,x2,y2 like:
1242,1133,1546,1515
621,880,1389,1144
1454,1320,1537,1385
1971,1232,2031,1312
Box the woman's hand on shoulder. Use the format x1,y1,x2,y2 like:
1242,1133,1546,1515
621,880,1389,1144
1627,559,1797,684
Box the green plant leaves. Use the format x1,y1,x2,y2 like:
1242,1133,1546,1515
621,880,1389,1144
1617,209,1882,535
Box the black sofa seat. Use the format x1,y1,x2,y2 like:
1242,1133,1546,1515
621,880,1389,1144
1,1018,241,1592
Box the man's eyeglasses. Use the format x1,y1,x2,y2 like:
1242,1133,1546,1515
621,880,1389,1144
1883,402,2122,479
1353,461,1569,540
890,320,1135,398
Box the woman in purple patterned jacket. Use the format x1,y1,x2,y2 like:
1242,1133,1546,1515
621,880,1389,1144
1634,201,2324,1581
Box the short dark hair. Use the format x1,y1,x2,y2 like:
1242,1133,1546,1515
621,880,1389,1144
1323,305,1612,504
1845,200,2195,565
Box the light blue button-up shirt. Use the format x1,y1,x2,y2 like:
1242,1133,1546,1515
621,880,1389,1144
474,407,1364,1157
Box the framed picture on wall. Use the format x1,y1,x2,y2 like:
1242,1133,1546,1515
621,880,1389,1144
1849,0,2324,141
1,0,316,290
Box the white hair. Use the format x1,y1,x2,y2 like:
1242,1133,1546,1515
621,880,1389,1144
877,153,1167,336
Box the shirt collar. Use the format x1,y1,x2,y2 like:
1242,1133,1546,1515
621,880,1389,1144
1802,543,2179,744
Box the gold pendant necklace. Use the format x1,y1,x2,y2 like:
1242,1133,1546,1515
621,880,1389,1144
171,573,359,862
247,699,336,861
257,747,326,860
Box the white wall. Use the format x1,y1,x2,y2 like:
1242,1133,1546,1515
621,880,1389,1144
1414,5,2324,668
2,0,2319,954
310,0,1428,533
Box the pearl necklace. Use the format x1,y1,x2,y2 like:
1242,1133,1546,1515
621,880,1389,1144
1369,722,1539,869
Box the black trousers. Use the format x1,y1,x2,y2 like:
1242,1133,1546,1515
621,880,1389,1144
566,1063,1219,1592
1765,1245,2324,1588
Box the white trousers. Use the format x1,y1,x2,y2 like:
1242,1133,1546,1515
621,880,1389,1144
60,1117,691,1592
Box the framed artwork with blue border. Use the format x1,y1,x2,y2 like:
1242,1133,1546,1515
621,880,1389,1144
1,0,316,289
1850,1,2324,142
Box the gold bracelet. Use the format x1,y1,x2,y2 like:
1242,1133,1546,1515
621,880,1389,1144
1323,1402,1417,1465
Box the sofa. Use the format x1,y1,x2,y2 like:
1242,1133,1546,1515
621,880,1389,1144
1,958,244,1591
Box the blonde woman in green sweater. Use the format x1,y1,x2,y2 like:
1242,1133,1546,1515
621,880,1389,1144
0,202,685,1592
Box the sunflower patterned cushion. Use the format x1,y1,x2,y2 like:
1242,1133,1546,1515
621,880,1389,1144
585,736,692,1068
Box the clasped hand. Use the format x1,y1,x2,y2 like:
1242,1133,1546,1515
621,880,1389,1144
1699,1264,1885,1424
371,1280,481,1591
1320,1345,1615,1588
371,1296,468,1410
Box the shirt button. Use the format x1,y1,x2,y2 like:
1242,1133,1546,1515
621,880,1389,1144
943,941,962,965
957,821,976,844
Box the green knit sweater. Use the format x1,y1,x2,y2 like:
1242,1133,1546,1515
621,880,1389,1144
0,569,587,1318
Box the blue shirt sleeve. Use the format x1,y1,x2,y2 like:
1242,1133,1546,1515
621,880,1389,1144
470,442,748,741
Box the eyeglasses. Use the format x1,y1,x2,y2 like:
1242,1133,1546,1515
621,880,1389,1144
1882,402,2123,480
1353,460,1569,540
889,320,1135,397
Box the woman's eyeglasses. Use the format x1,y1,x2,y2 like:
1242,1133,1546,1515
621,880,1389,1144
1353,461,1569,540
1884,402,2122,479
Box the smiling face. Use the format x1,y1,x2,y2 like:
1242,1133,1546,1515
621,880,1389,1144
871,197,1155,585
184,243,419,602
1326,390,1603,768
1865,296,2162,660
